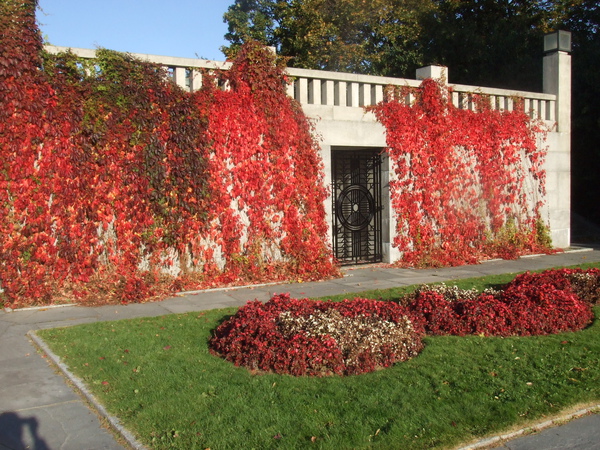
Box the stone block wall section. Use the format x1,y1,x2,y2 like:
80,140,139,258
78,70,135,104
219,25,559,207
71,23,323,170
44,44,571,260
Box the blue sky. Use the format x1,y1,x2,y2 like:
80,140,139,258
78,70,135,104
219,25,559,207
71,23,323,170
37,1,231,61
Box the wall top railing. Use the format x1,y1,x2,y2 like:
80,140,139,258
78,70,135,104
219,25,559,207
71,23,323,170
44,45,557,123
285,66,556,122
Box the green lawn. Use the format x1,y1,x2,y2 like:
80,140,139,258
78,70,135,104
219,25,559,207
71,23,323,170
321,261,600,303
37,263,600,449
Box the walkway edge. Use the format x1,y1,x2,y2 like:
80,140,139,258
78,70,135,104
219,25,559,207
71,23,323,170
456,405,600,449
27,330,148,450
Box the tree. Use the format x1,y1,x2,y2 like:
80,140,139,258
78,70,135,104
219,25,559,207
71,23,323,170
559,0,600,228
419,0,559,90
223,0,434,77
222,0,278,58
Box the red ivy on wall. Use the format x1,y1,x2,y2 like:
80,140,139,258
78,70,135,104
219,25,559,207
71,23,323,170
198,43,337,285
0,0,62,304
0,0,337,308
372,80,551,267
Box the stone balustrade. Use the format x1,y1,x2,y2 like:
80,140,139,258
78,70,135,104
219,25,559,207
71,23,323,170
286,66,556,122
45,45,556,123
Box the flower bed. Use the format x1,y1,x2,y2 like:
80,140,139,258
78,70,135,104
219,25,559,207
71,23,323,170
209,293,424,376
210,269,599,376
407,268,598,336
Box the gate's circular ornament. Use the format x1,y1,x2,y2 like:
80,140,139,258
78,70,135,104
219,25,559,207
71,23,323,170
335,185,374,231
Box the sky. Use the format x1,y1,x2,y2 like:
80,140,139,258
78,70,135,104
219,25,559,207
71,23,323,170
37,1,231,61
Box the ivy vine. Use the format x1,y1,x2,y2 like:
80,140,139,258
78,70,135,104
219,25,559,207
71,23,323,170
371,80,551,267
0,0,337,307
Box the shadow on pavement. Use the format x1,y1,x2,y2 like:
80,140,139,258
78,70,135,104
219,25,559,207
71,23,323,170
0,412,50,450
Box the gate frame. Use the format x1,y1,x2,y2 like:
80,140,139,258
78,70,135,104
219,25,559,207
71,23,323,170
329,146,395,265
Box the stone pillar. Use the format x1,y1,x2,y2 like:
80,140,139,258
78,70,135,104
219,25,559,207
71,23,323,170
543,42,571,132
173,67,188,91
416,65,448,82
543,31,572,248
416,65,449,103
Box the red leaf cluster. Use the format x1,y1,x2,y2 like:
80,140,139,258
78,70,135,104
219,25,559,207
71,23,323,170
209,294,424,376
0,0,337,308
200,42,337,285
407,268,597,336
211,269,597,377
372,79,551,267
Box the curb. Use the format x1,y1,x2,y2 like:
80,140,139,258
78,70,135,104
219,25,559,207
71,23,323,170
27,330,148,450
4,303,79,313
456,405,600,449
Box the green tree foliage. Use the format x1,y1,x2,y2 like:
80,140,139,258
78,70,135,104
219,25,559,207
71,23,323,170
222,0,596,88
419,0,550,90
223,0,434,76
222,1,595,83
223,0,278,57
419,1,595,90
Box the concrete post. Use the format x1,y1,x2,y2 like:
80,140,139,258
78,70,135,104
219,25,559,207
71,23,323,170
173,67,188,91
416,65,449,103
542,33,572,248
543,50,571,133
416,65,448,82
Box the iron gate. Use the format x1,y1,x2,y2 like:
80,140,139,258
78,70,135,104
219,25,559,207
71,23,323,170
332,149,382,265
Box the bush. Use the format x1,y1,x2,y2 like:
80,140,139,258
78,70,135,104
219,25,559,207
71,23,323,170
209,294,424,376
408,268,597,336
506,268,600,305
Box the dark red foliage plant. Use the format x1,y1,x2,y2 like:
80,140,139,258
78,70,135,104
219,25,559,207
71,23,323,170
210,269,597,377
209,294,424,376
407,268,596,336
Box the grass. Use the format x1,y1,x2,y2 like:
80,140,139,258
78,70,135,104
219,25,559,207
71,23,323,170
319,272,516,303
321,261,600,303
36,263,600,450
